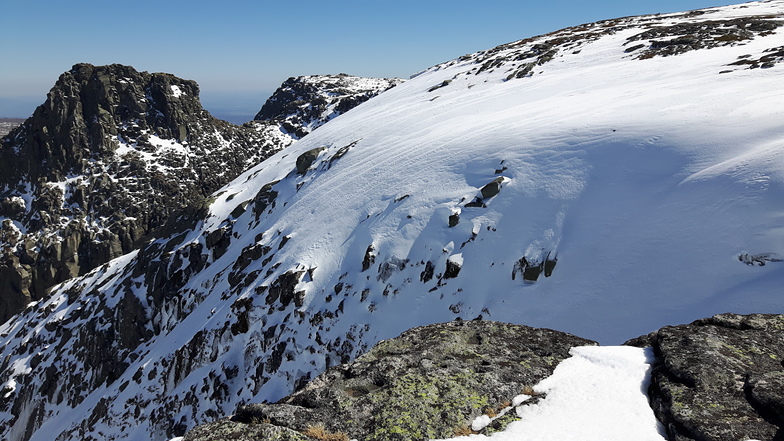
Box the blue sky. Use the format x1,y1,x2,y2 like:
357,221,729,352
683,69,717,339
1,0,733,121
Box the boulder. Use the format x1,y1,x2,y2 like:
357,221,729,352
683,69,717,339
632,313,784,441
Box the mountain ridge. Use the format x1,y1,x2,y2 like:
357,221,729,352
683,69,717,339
1,1,784,440
0,64,401,323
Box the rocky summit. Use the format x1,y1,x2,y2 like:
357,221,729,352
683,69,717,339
254,74,403,138
183,314,784,441
185,320,595,441
1,1,784,440
0,64,399,324
0,63,288,322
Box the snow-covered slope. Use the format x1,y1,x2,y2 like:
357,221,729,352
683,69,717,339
2,1,784,440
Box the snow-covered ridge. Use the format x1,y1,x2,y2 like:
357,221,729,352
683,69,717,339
2,1,784,440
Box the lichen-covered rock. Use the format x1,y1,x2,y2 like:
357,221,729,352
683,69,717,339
183,420,309,441
184,320,596,441
639,313,784,441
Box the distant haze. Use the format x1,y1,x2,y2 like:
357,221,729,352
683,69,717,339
200,90,274,125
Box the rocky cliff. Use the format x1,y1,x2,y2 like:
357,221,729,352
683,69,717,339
0,65,401,323
0,1,783,441
0,63,289,322
254,74,403,138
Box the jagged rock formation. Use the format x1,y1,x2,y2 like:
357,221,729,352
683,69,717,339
0,63,290,322
184,320,595,441
254,74,403,138
0,65,399,323
629,313,784,441
1,2,784,441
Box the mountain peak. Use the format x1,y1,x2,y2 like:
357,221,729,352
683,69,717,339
1,1,783,440
254,73,404,138
0,63,289,321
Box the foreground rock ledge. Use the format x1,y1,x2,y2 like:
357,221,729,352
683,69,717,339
184,320,596,441
629,313,784,441
185,314,784,441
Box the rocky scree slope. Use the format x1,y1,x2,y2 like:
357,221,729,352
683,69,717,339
254,74,404,139
0,65,399,323
1,1,784,441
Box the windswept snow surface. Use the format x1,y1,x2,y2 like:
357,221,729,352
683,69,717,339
201,0,784,344
3,2,784,440
436,346,666,441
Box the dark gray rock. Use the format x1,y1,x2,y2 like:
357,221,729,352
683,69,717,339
184,320,596,441
625,18,783,60
0,63,289,322
254,74,404,139
480,177,505,199
641,313,784,441
296,147,327,175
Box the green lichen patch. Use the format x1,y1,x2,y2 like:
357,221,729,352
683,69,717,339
189,321,595,441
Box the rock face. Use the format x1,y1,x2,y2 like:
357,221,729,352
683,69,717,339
1,2,784,441
0,63,291,322
184,320,596,441
0,65,400,323
631,313,784,441
254,74,404,138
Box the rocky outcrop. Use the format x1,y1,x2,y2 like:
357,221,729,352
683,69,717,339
254,74,403,138
0,63,292,322
184,320,596,441
0,66,401,324
628,313,784,441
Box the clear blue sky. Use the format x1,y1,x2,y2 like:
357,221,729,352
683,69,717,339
1,0,734,121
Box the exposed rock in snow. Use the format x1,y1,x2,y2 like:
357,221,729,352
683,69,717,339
254,74,404,138
1,1,784,440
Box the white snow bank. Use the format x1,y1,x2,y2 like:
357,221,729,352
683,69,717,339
437,346,666,441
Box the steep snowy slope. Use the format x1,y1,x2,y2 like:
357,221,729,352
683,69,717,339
2,2,784,440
